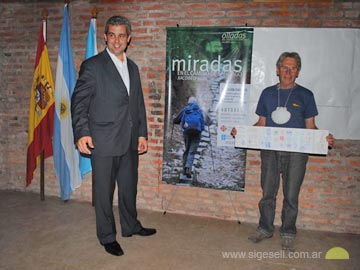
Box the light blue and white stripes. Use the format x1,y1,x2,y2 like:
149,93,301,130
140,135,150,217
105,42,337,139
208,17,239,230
54,5,81,200
79,17,98,178
85,18,98,59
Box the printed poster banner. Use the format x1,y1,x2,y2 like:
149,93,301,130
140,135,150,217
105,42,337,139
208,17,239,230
234,125,329,155
163,26,253,191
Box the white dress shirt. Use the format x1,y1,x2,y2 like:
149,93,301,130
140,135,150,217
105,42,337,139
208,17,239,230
106,48,130,95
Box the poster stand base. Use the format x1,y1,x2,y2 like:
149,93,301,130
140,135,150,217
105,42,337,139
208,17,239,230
163,173,242,226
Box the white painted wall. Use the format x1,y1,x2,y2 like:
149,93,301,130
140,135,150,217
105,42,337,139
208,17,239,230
251,28,360,139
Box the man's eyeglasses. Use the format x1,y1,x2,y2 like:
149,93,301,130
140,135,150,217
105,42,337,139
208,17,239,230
280,66,298,73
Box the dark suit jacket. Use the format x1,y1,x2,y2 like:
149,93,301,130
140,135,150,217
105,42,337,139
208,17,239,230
71,49,147,156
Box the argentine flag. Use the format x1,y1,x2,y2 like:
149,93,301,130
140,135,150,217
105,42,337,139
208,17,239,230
54,4,81,200
85,18,98,59
79,17,98,178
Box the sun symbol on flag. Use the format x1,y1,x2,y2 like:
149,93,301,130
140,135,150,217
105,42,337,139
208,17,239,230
60,98,69,119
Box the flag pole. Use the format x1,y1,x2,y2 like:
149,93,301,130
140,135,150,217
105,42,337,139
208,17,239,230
40,9,48,201
90,7,97,207
40,152,45,201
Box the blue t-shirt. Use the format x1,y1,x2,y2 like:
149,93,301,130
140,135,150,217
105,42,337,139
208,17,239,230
255,84,318,128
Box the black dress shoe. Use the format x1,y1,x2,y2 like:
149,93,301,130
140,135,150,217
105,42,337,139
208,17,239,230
104,241,124,256
123,227,157,237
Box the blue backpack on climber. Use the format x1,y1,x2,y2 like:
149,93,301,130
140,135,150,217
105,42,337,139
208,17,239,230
180,103,205,136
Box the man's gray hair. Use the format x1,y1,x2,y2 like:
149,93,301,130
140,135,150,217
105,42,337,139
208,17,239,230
276,52,302,71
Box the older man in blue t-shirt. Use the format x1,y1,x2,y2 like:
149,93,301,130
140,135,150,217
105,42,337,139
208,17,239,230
233,52,334,251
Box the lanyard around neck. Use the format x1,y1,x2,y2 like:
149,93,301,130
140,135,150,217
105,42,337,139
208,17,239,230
277,84,296,108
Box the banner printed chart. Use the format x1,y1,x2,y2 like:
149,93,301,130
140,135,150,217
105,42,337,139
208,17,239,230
163,27,253,191
235,126,329,155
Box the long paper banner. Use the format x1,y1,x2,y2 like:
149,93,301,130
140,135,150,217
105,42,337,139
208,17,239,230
234,125,329,155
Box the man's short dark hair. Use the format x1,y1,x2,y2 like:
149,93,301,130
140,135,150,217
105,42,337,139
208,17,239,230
105,15,131,36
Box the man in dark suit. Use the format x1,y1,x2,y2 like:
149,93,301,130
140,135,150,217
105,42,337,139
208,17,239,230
71,15,156,257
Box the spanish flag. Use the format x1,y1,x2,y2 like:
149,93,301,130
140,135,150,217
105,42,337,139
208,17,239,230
26,22,55,186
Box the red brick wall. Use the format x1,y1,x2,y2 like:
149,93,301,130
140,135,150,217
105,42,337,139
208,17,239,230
0,0,359,234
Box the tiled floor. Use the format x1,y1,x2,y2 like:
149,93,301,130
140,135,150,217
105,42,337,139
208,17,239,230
0,190,358,270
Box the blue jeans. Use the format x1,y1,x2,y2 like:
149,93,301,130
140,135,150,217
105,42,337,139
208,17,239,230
183,134,201,169
258,150,308,238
